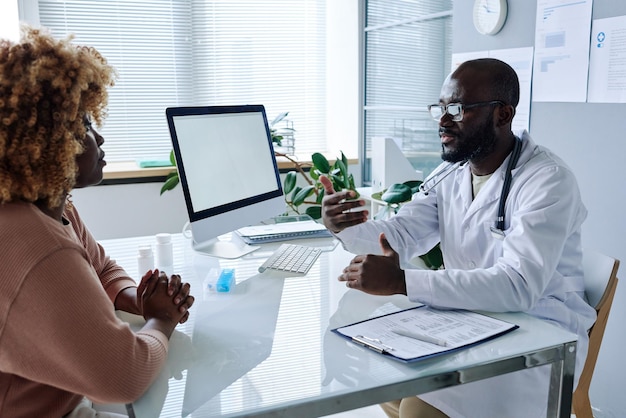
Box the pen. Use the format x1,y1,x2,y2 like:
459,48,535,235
352,335,395,353
390,327,448,347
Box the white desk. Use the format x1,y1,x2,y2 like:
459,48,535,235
100,234,577,418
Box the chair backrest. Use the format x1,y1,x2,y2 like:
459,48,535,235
572,249,620,418
581,249,620,309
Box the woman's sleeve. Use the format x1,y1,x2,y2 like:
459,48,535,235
65,205,137,303
1,247,168,404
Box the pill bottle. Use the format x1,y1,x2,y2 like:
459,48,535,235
155,233,174,274
137,246,154,277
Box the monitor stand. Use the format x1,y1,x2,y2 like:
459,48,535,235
193,236,260,259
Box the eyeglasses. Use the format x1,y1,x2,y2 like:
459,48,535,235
427,101,505,122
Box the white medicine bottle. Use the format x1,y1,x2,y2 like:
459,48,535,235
155,233,174,274
137,246,154,277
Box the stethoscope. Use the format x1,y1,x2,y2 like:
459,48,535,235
419,136,523,241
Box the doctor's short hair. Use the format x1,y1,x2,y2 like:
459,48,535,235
0,25,116,209
461,58,520,109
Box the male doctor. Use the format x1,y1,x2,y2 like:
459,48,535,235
320,58,596,418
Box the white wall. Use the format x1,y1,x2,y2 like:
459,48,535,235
72,163,361,240
71,183,189,239
453,1,626,417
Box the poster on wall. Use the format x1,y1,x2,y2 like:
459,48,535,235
450,51,489,71
588,15,626,103
452,47,534,133
532,0,593,102
488,47,534,133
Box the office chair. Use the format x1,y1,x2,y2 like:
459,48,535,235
572,250,620,418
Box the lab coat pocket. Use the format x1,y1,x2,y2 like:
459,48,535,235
483,221,506,261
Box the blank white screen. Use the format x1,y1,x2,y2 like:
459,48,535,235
172,112,279,213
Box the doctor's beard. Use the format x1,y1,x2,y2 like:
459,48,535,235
441,113,498,163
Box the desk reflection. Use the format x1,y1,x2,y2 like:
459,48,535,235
181,275,284,416
322,290,421,389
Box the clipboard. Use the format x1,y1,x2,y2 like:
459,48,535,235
331,306,519,363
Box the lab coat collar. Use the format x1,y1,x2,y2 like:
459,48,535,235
459,130,536,222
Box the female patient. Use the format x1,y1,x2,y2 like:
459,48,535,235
0,26,195,417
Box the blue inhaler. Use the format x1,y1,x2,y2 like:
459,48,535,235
216,268,236,292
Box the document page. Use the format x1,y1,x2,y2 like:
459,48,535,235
333,306,518,362
532,0,593,102
588,15,626,103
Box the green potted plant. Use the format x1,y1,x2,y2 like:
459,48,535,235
280,151,358,219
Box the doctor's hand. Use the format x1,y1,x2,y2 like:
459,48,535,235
320,175,368,233
338,233,407,296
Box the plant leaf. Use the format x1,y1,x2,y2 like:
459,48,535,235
283,171,297,194
316,188,325,204
420,243,443,270
271,133,283,145
312,152,331,174
293,185,315,206
305,205,322,219
289,186,302,203
341,151,348,168
348,174,358,197
309,168,320,180
336,158,348,185
381,183,413,203
169,149,176,166
404,180,423,194
160,175,179,195
330,173,345,190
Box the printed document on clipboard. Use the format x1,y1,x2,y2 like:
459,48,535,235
332,306,518,363
235,216,332,244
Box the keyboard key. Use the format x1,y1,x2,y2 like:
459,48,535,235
258,244,322,274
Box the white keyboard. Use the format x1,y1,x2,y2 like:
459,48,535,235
258,243,322,274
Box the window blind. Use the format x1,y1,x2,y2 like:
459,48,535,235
38,0,327,162
363,0,452,182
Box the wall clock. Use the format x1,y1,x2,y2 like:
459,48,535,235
473,0,508,36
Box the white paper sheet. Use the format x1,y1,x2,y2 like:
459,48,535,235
487,47,535,132
532,0,593,102
334,306,518,362
452,47,534,132
588,15,626,103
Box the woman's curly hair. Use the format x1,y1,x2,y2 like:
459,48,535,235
0,25,116,209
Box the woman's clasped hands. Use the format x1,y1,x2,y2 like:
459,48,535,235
137,270,195,334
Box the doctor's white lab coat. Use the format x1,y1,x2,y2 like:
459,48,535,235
336,131,596,418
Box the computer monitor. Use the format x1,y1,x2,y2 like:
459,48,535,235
165,105,285,259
